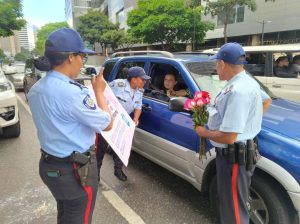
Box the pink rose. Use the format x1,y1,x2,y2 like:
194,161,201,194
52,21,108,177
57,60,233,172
184,99,196,111
196,99,204,106
194,91,203,101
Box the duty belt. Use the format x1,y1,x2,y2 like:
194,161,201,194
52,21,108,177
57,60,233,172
215,139,259,170
41,145,95,163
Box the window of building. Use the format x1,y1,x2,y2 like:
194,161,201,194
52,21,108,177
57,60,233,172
217,5,245,27
116,8,125,24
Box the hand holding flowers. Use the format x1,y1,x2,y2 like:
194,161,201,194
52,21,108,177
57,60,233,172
184,91,210,160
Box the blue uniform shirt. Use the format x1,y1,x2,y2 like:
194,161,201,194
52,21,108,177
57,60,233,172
109,79,143,114
207,71,268,148
28,71,111,158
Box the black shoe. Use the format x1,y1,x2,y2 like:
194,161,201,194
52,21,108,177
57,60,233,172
114,170,127,181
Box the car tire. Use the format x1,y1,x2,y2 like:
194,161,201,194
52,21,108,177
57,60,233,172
3,120,20,138
209,173,293,224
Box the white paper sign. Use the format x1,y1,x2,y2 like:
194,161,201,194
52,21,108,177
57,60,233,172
88,85,135,166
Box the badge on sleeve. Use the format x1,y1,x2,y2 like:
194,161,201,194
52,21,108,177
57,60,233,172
83,95,96,110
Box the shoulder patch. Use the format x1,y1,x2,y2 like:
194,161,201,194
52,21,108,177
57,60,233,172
83,95,96,110
118,81,125,87
69,81,87,90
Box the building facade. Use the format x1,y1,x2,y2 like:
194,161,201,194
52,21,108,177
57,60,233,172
18,23,36,51
65,0,102,28
100,0,137,30
202,0,300,48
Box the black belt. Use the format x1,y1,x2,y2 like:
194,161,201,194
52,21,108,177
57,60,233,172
41,145,95,163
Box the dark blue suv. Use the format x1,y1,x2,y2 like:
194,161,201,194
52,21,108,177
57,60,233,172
103,51,300,224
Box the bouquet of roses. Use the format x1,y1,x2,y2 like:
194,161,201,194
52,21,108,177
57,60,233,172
184,91,210,160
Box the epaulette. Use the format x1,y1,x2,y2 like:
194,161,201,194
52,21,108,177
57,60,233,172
69,81,87,90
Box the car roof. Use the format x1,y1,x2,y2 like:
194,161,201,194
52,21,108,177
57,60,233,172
202,43,300,53
106,51,212,63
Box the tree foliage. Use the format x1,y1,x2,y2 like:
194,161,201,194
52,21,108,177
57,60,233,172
127,0,214,50
14,47,30,62
0,49,6,59
35,22,69,55
204,0,275,43
0,0,26,37
77,10,118,50
101,30,126,51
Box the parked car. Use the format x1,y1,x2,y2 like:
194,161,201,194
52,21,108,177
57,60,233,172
2,64,17,75
203,44,300,103
0,68,20,138
102,51,300,224
5,63,25,90
23,58,94,100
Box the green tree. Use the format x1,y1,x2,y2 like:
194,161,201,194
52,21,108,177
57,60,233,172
127,0,214,50
0,0,26,37
0,49,6,59
35,22,69,55
101,30,125,51
204,0,275,43
14,47,30,62
77,10,118,52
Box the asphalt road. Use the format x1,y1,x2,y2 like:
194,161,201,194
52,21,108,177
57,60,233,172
0,92,217,224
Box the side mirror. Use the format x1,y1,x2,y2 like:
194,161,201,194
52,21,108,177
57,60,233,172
85,67,97,75
168,97,188,112
25,68,32,74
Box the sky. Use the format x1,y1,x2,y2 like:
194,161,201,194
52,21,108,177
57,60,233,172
22,0,66,28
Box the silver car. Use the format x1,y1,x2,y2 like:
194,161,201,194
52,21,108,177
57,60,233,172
3,63,25,90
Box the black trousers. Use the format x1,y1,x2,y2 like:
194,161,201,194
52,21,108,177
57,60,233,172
216,153,254,224
96,133,123,175
39,155,98,224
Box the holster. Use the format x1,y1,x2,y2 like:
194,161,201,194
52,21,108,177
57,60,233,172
71,147,97,187
225,139,260,171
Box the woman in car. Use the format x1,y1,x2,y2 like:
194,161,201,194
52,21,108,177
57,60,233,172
162,73,188,97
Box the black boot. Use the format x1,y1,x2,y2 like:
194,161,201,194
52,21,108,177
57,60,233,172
114,169,127,181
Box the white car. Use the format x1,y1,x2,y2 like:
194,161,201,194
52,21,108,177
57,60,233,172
2,64,17,75
0,68,20,138
202,44,300,103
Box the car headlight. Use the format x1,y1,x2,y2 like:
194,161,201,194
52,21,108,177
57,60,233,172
0,82,12,92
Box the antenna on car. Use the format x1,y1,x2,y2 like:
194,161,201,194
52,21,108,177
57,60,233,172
111,51,174,58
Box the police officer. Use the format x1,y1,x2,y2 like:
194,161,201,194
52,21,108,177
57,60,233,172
28,28,113,224
96,66,150,181
195,43,271,224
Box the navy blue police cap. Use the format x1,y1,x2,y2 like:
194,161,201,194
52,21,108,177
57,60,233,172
210,42,247,65
127,66,150,80
45,28,95,54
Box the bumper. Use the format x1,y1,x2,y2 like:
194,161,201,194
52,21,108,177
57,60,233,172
12,80,24,89
0,91,19,128
288,191,300,223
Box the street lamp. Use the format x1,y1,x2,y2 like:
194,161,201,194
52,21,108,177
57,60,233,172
257,20,272,45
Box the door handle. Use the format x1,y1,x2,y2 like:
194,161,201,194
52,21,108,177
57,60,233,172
142,105,152,111
272,84,281,88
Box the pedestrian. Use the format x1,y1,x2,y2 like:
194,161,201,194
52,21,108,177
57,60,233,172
28,28,113,224
96,66,150,181
194,43,271,224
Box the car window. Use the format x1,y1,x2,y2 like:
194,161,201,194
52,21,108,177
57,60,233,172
103,61,116,81
185,61,274,103
244,53,266,76
115,61,145,79
145,62,190,102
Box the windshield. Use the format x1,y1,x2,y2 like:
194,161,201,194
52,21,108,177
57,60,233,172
184,61,274,104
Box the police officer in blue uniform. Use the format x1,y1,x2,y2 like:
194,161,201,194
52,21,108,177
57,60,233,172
195,43,271,224
96,66,150,181
28,28,113,224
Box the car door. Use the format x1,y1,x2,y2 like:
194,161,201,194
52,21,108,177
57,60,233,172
136,59,200,176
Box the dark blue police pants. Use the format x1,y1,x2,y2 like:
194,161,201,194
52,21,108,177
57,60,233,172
39,156,98,224
216,153,254,224
96,133,123,174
